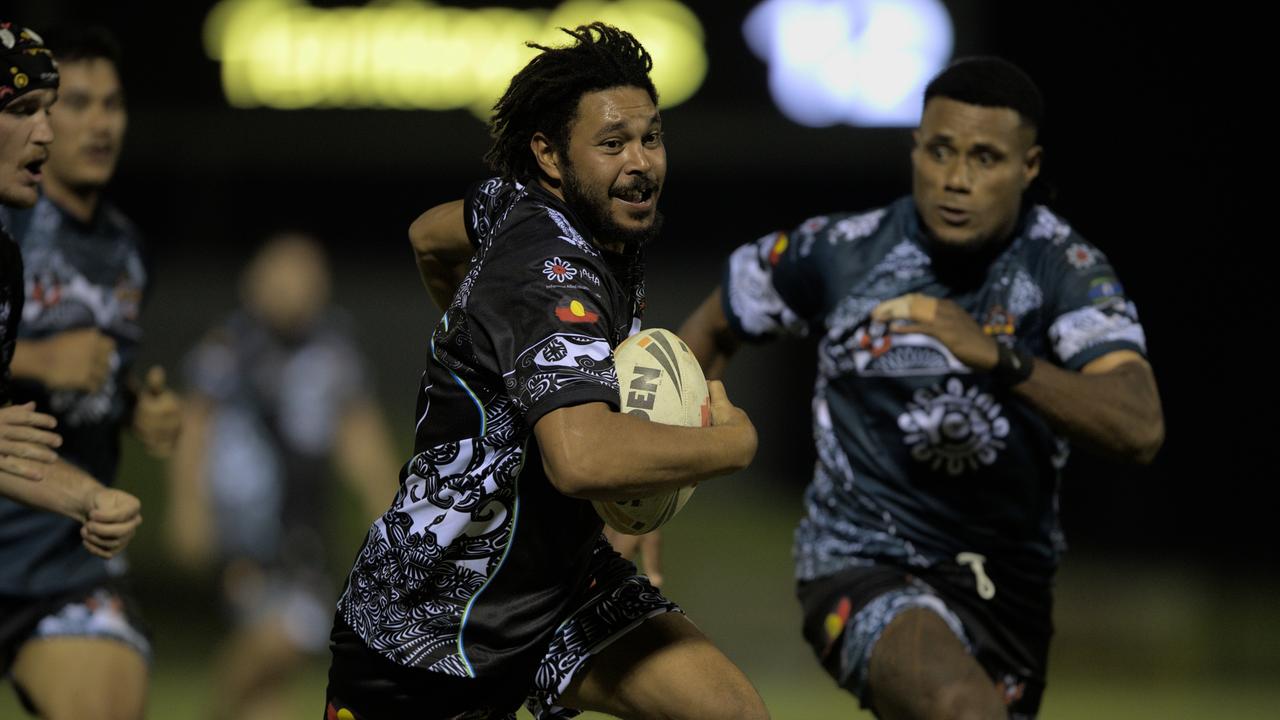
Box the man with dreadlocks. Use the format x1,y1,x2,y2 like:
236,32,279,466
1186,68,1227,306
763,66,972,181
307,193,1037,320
325,23,769,720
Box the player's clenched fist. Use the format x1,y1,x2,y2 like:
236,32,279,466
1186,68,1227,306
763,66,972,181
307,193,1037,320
708,380,757,471
79,487,142,559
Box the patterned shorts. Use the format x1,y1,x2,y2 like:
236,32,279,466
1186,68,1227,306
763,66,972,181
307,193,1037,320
327,543,680,720
0,583,151,677
797,562,1051,718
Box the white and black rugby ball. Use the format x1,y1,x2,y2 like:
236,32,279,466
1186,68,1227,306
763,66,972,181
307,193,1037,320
593,328,709,535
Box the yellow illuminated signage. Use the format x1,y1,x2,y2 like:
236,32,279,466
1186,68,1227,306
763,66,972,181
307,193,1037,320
204,0,707,113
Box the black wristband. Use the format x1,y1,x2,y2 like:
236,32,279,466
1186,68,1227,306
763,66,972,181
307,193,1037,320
991,344,1034,386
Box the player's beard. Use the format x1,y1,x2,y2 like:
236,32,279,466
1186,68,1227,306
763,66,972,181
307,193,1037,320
561,160,663,250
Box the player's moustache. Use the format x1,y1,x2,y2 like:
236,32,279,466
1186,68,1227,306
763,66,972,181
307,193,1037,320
610,175,659,201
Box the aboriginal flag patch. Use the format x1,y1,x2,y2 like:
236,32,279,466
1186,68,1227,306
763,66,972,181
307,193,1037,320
555,298,599,323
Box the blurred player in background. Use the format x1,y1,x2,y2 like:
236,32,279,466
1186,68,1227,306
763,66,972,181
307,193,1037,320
166,232,400,720
679,57,1164,719
327,23,766,720
0,24,172,720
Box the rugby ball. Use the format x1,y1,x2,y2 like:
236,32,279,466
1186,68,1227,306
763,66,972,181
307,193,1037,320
592,328,709,535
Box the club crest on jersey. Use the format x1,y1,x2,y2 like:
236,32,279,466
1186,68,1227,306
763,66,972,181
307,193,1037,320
898,378,1009,476
554,299,599,324
982,305,1015,336
543,257,577,283
845,322,970,377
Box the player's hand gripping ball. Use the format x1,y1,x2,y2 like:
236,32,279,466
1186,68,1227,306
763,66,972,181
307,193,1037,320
592,328,708,535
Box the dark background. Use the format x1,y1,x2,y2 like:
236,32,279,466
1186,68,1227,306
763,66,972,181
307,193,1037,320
5,1,1259,568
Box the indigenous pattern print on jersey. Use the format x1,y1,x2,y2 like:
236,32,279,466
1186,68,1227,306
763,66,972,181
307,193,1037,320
723,197,1146,585
0,197,148,597
337,178,645,680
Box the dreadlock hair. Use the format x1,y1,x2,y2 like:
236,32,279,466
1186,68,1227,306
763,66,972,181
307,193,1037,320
925,56,1043,136
484,23,658,182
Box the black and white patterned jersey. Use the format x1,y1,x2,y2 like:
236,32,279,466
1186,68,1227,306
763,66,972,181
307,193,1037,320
0,196,147,597
722,196,1147,584
336,178,645,681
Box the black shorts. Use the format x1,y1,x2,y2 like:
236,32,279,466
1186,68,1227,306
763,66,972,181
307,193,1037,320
326,542,680,720
797,560,1053,718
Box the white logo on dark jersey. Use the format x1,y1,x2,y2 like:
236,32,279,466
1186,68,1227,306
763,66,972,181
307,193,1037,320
898,378,1009,475
543,257,577,283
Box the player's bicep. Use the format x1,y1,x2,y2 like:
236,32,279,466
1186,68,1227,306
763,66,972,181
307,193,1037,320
1045,243,1148,370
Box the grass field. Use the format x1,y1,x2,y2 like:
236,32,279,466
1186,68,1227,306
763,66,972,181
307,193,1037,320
4,463,1278,719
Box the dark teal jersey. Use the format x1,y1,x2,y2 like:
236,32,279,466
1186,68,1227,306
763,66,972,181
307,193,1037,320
0,196,147,597
722,197,1147,583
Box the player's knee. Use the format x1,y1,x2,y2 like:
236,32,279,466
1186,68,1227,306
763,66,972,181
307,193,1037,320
923,679,1004,720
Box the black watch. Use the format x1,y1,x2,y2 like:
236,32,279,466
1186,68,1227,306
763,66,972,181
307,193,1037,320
991,343,1034,387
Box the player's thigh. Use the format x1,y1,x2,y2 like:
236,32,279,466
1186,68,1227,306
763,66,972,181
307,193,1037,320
561,612,769,720
867,607,1003,720
11,636,148,720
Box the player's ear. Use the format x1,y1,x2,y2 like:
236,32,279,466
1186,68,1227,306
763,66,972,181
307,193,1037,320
1022,144,1042,188
532,132,563,184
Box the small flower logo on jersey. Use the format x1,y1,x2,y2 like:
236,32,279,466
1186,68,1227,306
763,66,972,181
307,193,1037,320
898,378,1010,476
982,305,1015,336
543,257,577,283
1065,243,1097,270
554,299,599,324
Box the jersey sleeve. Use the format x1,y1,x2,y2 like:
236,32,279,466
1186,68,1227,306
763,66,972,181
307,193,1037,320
1043,236,1148,370
463,177,525,247
468,241,621,430
721,217,828,342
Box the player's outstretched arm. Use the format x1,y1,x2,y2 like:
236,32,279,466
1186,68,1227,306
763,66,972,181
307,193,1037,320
875,294,1164,464
408,199,472,310
678,286,741,380
534,380,756,501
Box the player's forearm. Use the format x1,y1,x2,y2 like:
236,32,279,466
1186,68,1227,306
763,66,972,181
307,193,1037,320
409,200,472,310
8,339,51,384
165,399,215,567
1012,359,1164,463
678,287,739,381
0,458,100,521
536,402,755,500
